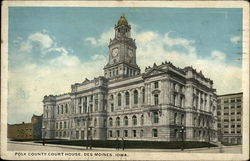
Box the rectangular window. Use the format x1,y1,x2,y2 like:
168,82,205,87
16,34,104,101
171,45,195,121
231,119,235,121
237,112,241,115
109,131,112,137
231,112,235,115
224,131,229,134
154,81,159,89
224,106,229,109
237,105,241,108
231,106,235,109
230,99,235,103
224,99,229,103
133,130,136,137
237,118,241,121
116,130,120,138
224,125,229,128
237,124,241,127
152,129,158,137
124,130,128,137
224,113,229,115
111,104,114,112
236,98,241,102
237,130,241,134
231,125,235,128
76,131,79,139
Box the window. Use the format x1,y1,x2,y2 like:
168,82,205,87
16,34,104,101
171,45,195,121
236,98,241,102
217,111,221,115
237,124,241,127
154,94,159,105
218,123,221,128
109,118,113,127
181,114,184,125
152,129,158,137
237,118,241,121
142,88,145,103
153,112,159,123
224,99,229,103
140,115,144,125
231,106,235,109
65,104,68,113
109,131,112,137
94,118,97,127
124,116,128,126
224,125,229,128
61,105,64,114
103,119,106,127
125,92,130,105
118,93,122,106
237,112,241,115
231,119,235,122
231,125,235,128
116,117,120,126
174,113,177,124
224,106,229,109
134,90,138,104
224,113,229,115
194,117,196,126
116,130,120,137
237,130,241,134
76,131,79,139
180,96,184,108
56,122,58,129
174,94,177,106
64,122,67,128
174,129,178,138
79,106,82,114
154,81,159,89
132,115,137,126
132,130,136,137
111,103,114,112
60,122,62,129
124,130,128,137
57,106,60,114
231,112,235,115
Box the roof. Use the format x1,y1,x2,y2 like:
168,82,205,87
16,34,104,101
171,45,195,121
217,92,243,97
117,15,129,26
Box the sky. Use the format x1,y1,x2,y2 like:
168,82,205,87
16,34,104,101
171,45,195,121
8,7,242,124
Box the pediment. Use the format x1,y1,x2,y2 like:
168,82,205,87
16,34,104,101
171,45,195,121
142,67,167,78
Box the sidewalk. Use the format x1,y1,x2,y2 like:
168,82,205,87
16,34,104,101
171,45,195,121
8,141,241,152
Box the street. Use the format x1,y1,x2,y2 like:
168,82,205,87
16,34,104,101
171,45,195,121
7,141,242,153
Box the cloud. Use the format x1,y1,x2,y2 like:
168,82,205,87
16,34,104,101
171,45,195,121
230,36,241,44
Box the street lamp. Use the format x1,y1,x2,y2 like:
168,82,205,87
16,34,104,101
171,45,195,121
42,126,45,146
180,126,185,151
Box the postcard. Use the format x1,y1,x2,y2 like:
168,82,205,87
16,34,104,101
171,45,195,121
1,0,249,160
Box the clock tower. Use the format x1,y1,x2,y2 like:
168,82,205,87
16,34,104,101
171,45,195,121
104,15,140,79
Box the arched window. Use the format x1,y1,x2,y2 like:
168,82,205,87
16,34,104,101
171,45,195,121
57,106,60,114
154,94,159,105
132,115,137,126
116,117,120,126
118,93,122,106
142,88,145,103
109,118,113,127
134,90,138,104
125,92,130,105
141,115,144,125
174,129,178,138
110,94,114,100
124,116,128,126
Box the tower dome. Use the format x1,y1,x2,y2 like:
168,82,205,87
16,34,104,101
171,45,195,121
117,15,128,26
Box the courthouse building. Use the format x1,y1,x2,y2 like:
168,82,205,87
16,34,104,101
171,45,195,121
42,15,218,142
217,92,243,144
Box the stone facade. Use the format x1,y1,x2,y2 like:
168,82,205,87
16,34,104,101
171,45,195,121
42,15,218,142
217,92,242,144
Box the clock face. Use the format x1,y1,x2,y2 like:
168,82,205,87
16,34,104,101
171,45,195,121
128,49,133,57
112,48,119,57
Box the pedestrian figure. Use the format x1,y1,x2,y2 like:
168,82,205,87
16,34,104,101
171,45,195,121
121,138,125,151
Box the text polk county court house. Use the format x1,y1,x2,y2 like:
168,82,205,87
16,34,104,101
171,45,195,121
42,15,218,142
